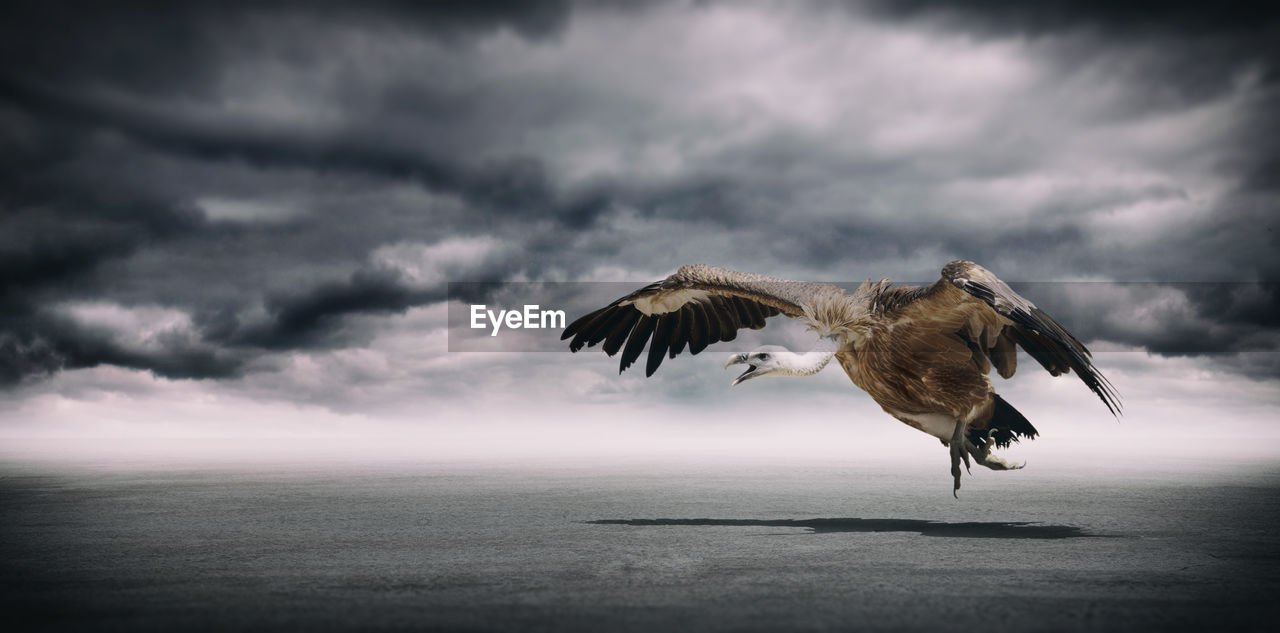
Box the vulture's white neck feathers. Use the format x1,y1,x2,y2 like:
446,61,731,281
777,336,838,377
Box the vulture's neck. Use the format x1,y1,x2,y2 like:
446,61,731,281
781,336,838,377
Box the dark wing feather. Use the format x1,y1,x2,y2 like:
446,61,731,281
618,315,655,374
565,280,659,352
685,301,711,354
600,310,639,357
667,308,688,359
708,296,738,344
939,260,1121,415
742,299,769,328
560,265,813,376
646,314,676,377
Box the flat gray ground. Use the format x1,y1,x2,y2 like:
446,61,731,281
2,460,1277,632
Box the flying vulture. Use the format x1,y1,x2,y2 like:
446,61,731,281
561,260,1120,496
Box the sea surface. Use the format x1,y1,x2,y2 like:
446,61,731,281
2,459,1278,632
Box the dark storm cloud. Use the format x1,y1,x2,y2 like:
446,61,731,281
0,0,577,216
0,1,572,88
0,310,245,386
861,0,1280,38
0,0,1277,393
234,268,442,350
862,0,1280,197
0,0,587,386
1004,282,1280,358
0,235,135,303
0,76,558,215
3,66,703,236
1143,284,1280,357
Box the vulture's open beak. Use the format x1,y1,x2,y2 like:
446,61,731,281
724,353,758,386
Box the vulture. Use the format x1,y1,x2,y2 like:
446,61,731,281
561,260,1120,496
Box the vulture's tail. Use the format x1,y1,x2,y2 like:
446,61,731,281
970,394,1039,450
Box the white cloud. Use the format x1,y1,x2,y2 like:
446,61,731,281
370,235,505,285
58,301,198,350
198,196,305,223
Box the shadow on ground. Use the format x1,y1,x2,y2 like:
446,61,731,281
587,518,1102,539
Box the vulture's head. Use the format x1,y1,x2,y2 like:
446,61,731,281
724,345,792,386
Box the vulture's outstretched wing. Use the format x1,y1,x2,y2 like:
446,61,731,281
561,265,843,376
900,260,1121,415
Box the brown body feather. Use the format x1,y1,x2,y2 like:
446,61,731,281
837,281,1002,436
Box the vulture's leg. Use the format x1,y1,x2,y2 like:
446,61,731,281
964,437,1025,471
949,420,970,498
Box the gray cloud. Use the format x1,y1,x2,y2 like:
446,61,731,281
1004,282,1280,357
0,0,1277,397
0,309,246,385
861,0,1280,195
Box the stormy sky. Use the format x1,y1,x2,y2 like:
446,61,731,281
2,1,1278,464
